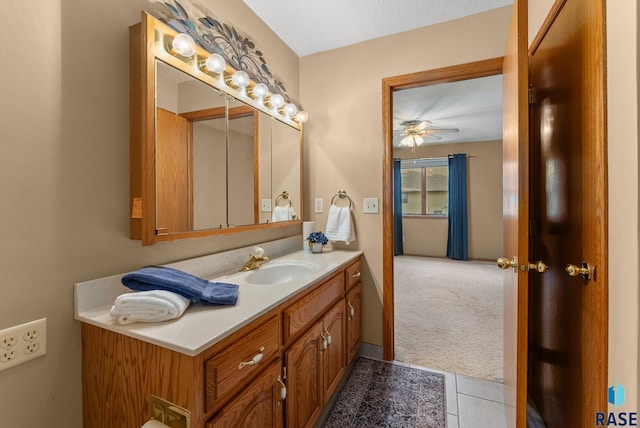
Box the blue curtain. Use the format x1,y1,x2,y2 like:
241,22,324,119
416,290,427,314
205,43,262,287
393,159,404,255
446,154,468,260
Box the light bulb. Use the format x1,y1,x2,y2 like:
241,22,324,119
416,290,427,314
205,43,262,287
296,111,309,123
283,103,298,117
251,83,269,100
230,71,250,88
270,94,285,109
171,33,196,57
204,54,225,74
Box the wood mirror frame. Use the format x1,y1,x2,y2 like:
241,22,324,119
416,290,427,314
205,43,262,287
129,12,303,245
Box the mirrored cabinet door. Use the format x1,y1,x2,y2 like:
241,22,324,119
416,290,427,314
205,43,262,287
227,96,257,227
155,60,227,234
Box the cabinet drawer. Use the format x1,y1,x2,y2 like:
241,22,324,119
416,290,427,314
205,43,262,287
345,258,362,290
284,273,344,343
205,316,280,411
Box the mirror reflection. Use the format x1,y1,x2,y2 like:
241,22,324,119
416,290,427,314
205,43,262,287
154,60,302,235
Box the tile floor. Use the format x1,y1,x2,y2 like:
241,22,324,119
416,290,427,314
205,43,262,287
358,345,508,428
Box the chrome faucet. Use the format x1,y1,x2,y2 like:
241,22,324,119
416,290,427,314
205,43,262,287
240,247,269,272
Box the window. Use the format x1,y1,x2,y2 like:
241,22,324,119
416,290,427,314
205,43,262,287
400,157,448,216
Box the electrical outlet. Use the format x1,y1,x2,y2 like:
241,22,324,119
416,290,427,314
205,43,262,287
0,318,47,372
0,335,17,349
0,349,16,363
261,199,272,212
315,198,323,213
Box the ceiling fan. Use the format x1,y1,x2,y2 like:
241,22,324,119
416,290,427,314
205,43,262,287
396,120,459,150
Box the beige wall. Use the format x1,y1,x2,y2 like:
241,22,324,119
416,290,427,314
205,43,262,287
300,7,512,347
605,0,640,411
0,0,300,426
395,140,503,260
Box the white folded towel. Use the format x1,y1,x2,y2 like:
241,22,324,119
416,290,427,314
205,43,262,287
272,206,295,222
325,205,356,245
109,290,191,325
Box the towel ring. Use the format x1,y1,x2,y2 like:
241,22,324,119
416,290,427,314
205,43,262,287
330,190,353,208
274,191,293,207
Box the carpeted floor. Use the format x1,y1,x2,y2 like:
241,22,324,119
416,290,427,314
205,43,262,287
322,357,446,427
394,256,504,382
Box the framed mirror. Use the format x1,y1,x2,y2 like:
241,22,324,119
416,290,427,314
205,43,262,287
130,13,304,245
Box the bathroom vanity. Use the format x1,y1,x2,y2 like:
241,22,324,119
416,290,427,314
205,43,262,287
75,240,362,428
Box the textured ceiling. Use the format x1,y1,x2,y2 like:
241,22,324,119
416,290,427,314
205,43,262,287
393,75,503,146
243,0,513,56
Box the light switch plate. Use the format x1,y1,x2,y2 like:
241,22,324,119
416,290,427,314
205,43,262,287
315,198,324,213
261,199,271,212
363,198,379,214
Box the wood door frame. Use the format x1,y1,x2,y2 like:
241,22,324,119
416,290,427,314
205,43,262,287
381,57,505,361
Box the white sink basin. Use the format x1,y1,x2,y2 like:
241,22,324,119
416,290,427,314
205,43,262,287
244,263,314,285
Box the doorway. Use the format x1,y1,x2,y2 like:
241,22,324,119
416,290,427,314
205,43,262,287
381,57,504,366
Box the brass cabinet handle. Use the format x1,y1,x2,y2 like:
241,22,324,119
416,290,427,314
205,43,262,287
238,346,265,369
352,271,361,278
277,375,287,400
348,302,355,320
565,262,595,280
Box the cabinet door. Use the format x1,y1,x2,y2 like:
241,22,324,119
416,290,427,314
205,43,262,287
285,322,323,428
322,300,346,403
206,361,283,428
346,282,362,364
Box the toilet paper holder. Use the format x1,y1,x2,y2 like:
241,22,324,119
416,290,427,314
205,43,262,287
150,394,191,428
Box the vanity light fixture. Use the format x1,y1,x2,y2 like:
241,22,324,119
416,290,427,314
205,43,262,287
170,33,197,57
269,93,285,109
296,111,309,123
203,53,226,74
283,103,298,118
250,83,270,100
228,70,250,89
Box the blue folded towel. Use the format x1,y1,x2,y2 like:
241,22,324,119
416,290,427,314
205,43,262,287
121,267,238,306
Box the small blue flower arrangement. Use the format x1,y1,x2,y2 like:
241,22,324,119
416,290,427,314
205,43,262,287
307,231,328,246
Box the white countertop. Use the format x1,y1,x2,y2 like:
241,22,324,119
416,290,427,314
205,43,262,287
74,244,361,357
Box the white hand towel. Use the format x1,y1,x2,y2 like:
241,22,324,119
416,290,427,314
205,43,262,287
272,206,295,221
109,290,191,325
325,205,356,244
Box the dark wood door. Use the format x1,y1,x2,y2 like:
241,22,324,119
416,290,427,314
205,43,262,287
501,0,529,425
528,0,608,426
285,322,323,428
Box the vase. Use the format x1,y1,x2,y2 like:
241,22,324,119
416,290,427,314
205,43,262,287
310,242,323,253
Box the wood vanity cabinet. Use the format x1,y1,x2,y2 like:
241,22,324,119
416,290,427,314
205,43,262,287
80,256,362,428
345,258,363,364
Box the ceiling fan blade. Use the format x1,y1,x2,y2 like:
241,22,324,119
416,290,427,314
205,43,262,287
415,121,428,130
424,128,459,134
425,134,442,140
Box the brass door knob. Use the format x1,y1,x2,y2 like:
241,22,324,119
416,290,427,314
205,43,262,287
528,261,548,273
565,262,595,280
497,256,518,271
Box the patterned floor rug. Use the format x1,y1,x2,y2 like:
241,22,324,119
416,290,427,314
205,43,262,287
322,357,446,427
